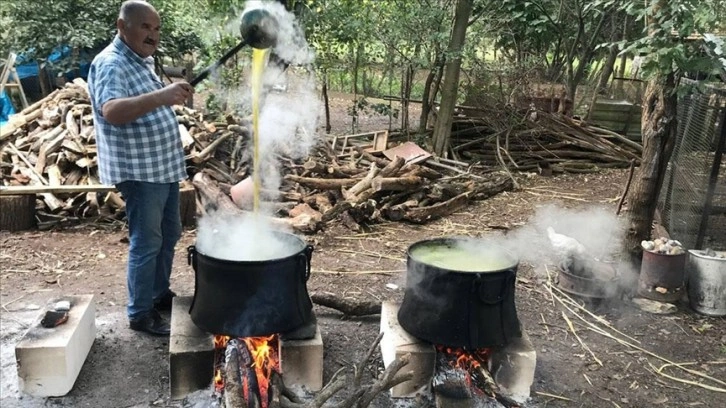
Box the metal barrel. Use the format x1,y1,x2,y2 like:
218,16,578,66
687,250,726,316
637,250,687,302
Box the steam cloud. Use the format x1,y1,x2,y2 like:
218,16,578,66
197,0,321,255
402,204,639,317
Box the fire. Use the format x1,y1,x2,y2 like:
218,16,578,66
213,334,280,407
436,345,492,389
243,335,279,406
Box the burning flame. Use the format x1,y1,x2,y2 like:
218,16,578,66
243,334,279,406
213,334,280,407
436,345,491,371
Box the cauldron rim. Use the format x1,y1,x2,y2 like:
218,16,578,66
194,230,307,264
407,237,519,275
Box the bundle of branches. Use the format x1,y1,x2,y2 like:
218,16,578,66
447,104,643,174
0,79,250,228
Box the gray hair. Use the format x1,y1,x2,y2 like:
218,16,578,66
119,0,155,24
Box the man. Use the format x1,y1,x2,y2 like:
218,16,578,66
88,0,192,336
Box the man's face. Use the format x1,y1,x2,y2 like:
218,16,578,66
118,7,161,58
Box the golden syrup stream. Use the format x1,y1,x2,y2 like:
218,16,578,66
251,47,269,213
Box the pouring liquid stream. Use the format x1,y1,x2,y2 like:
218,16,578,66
251,47,269,213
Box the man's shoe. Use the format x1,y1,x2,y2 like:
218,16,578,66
129,310,170,336
153,290,177,312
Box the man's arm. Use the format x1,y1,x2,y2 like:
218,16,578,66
102,82,193,125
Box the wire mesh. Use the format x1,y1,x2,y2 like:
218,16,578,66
659,79,726,250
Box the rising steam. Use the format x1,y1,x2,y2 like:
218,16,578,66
197,0,321,254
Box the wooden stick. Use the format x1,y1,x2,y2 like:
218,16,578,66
561,311,603,366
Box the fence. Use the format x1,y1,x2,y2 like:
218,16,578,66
658,79,726,250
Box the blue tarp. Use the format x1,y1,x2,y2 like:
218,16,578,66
1,90,17,126
15,46,92,81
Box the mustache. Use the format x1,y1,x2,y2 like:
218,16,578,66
143,38,156,45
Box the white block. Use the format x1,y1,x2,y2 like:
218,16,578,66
490,330,536,403
15,295,96,397
280,326,324,391
379,301,435,397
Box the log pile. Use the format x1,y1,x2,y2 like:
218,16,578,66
1,79,639,232
0,79,250,229
193,142,514,233
447,104,643,174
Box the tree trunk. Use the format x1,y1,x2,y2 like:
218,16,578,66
322,71,331,133
624,73,678,264
419,50,444,133
432,0,473,157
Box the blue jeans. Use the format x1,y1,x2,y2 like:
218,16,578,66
116,181,182,320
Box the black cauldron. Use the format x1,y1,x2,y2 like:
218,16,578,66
187,231,313,338
398,238,522,349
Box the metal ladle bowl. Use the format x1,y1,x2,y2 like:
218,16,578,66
240,8,279,50
189,8,279,86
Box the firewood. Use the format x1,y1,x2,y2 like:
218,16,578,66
370,175,423,192
320,200,353,223
0,195,36,231
381,199,419,221
192,131,232,164
307,193,333,214
339,211,361,232
310,292,381,316
288,203,322,223
344,162,379,198
284,175,358,190
402,191,471,223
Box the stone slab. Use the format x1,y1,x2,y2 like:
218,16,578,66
379,301,435,398
489,329,536,403
169,296,214,400
15,294,96,397
280,326,324,391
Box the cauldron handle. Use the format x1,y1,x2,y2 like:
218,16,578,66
187,246,197,270
298,245,314,282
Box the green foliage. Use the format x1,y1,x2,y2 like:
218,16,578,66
1,0,120,70
621,0,724,81
152,0,206,60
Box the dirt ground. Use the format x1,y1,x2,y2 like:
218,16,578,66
1,93,725,408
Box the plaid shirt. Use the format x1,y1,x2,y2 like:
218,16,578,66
88,35,186,185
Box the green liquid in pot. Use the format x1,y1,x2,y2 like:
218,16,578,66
409,242,516,272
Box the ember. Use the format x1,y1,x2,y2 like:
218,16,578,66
213,334,281,408
434,345,521,408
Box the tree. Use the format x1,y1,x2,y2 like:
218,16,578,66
622,0,723,263
431,0,473,157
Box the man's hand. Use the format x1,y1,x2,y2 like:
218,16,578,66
159,82,194,106
102,81,194,125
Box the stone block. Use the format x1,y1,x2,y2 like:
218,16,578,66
489,329,536,403
280,326,324,391
15,294,96,397
379,301,435,398
169,296,214,400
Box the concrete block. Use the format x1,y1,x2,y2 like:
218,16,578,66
280,326,324,391
489,329,536,403
15,294,96,397
169,296,214,400
379,301,435,398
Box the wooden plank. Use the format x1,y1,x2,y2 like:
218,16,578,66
0,185,116,195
